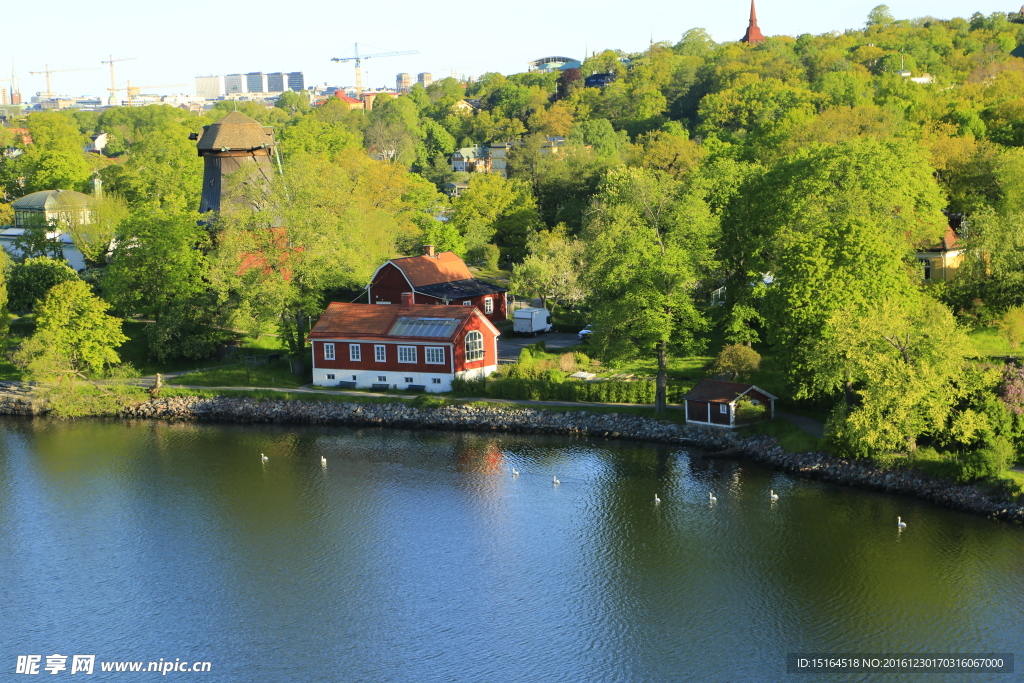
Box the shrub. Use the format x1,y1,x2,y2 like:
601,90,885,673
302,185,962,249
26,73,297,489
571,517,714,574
572,350,591,366
734,395,766,424
558,352,577,373
710,344,761,380
518,347,533,364
997,306,1024,349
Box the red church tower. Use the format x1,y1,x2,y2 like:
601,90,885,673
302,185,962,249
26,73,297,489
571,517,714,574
740,0,766,45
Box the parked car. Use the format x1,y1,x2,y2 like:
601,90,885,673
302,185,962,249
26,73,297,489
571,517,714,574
578,324,594,340
513,307,553,336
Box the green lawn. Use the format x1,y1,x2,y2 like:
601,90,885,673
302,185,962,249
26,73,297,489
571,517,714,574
118,321,290,377
967,326,1018,357
167,356,309,388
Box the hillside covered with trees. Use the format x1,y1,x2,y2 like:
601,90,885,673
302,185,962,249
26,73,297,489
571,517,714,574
3,5,1024,481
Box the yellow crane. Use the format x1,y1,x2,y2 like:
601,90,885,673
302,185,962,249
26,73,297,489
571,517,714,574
28,64,100,98
102,55,137,105
331,43,419,97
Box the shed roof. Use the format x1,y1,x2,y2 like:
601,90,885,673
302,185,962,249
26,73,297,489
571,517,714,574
196,111,275,151
681,379,777,404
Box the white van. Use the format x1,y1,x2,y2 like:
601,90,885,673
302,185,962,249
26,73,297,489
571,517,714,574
512,307,553,336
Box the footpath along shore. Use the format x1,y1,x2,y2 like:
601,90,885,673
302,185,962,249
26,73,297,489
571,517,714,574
0,383,1021,525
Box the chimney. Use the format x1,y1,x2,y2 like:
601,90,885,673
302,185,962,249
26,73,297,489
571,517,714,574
401,292,415,306
424,244,435,257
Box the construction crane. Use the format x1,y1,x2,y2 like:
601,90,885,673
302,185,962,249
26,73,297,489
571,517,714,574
109,81,188,107
102,55,137,105
331,43,419,97
28,64,100,98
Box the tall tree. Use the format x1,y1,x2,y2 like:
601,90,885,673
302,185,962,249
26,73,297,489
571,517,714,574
581,167,718,412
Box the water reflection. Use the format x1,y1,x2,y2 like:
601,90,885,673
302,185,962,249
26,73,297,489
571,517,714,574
0,417,1021,682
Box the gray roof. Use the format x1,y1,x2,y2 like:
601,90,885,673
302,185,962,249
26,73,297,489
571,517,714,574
388,317,462,338
11,189,93,211
415,278,507,300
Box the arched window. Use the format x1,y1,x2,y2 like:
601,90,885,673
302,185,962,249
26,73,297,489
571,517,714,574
465,331,484,362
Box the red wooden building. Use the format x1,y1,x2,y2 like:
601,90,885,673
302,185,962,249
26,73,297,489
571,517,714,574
309,293,500,392
682,379,776,428
367,247,508,324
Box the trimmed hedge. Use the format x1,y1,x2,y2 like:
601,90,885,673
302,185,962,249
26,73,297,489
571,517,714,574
451,376,657,404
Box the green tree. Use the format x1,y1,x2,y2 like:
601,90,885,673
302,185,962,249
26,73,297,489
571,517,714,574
722,138,948,398
13,279,132,417
825,296,972,455
511,226,585,312
581,167,718,412
711,344,761,381
6,257,79,312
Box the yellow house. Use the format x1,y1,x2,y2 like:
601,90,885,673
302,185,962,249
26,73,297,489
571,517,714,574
917,223,963,283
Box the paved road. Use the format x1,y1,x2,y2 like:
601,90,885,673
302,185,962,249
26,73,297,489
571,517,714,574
497,331,583,359
776,412,825,438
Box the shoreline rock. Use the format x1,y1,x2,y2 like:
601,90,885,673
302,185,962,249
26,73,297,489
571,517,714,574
1,388,1021,525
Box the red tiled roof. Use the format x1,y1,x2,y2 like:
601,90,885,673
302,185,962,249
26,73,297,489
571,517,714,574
389,251,473,288
919,224,960,252
333,92,362,104
309,302,476,341
682,379,775,403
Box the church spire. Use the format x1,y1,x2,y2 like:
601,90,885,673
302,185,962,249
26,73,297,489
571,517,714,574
741,0,766,45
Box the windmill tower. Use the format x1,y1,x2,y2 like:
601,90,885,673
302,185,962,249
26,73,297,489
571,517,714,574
190,111,276,213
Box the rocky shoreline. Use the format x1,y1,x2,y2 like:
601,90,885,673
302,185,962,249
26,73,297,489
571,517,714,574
2,388,1022,525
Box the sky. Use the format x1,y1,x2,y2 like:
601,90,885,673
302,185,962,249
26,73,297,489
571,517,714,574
5,1,1021,99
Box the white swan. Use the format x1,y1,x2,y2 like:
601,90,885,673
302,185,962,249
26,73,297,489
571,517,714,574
552,475,560,486
770,490,779,501
654,494,661,504
898,516,907,529
709,492,717,502
261,453,268,462
321,456,327,466
512,467,520,477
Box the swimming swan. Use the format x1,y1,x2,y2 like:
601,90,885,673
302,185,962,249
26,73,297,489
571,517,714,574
770,490,779,501
321,456,327,466
709,492,717,502
898,516,907,529
654,494,661,504
512,467,520,477
552,475,560,486
261,453,268,462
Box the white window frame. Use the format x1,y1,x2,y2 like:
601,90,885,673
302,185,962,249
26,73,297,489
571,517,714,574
432,378,441,384
404,376,414,383
326,373,335,380
720,404,728,414
324,342,335,360
398,346,417,363
465,330,484,362
462,300,473,306
425,347,445,365
484,297,493,314
375,345,386,362
377,375,387,382
349,344,361,362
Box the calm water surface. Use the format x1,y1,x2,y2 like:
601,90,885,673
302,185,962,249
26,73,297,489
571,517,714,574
0,417,1021,682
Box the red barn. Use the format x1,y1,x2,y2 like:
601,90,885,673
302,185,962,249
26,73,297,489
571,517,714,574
682,380,776,428
309,293,500,392
367,247,508,324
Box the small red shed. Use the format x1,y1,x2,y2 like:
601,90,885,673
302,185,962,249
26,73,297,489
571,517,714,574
682,379,777,428
367,247,508,324
309,295,500,392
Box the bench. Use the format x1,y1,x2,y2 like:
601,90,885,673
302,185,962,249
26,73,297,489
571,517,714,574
336,381,357,389
371,383,391,391
406,384,426,392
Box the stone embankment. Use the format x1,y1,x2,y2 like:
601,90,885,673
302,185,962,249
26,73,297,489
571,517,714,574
2,388,1021,524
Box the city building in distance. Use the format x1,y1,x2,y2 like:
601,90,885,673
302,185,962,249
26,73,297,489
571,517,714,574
396,73,412,93
417,72,432,88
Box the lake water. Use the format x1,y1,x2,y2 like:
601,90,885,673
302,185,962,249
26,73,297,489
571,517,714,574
1,417,1021,682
